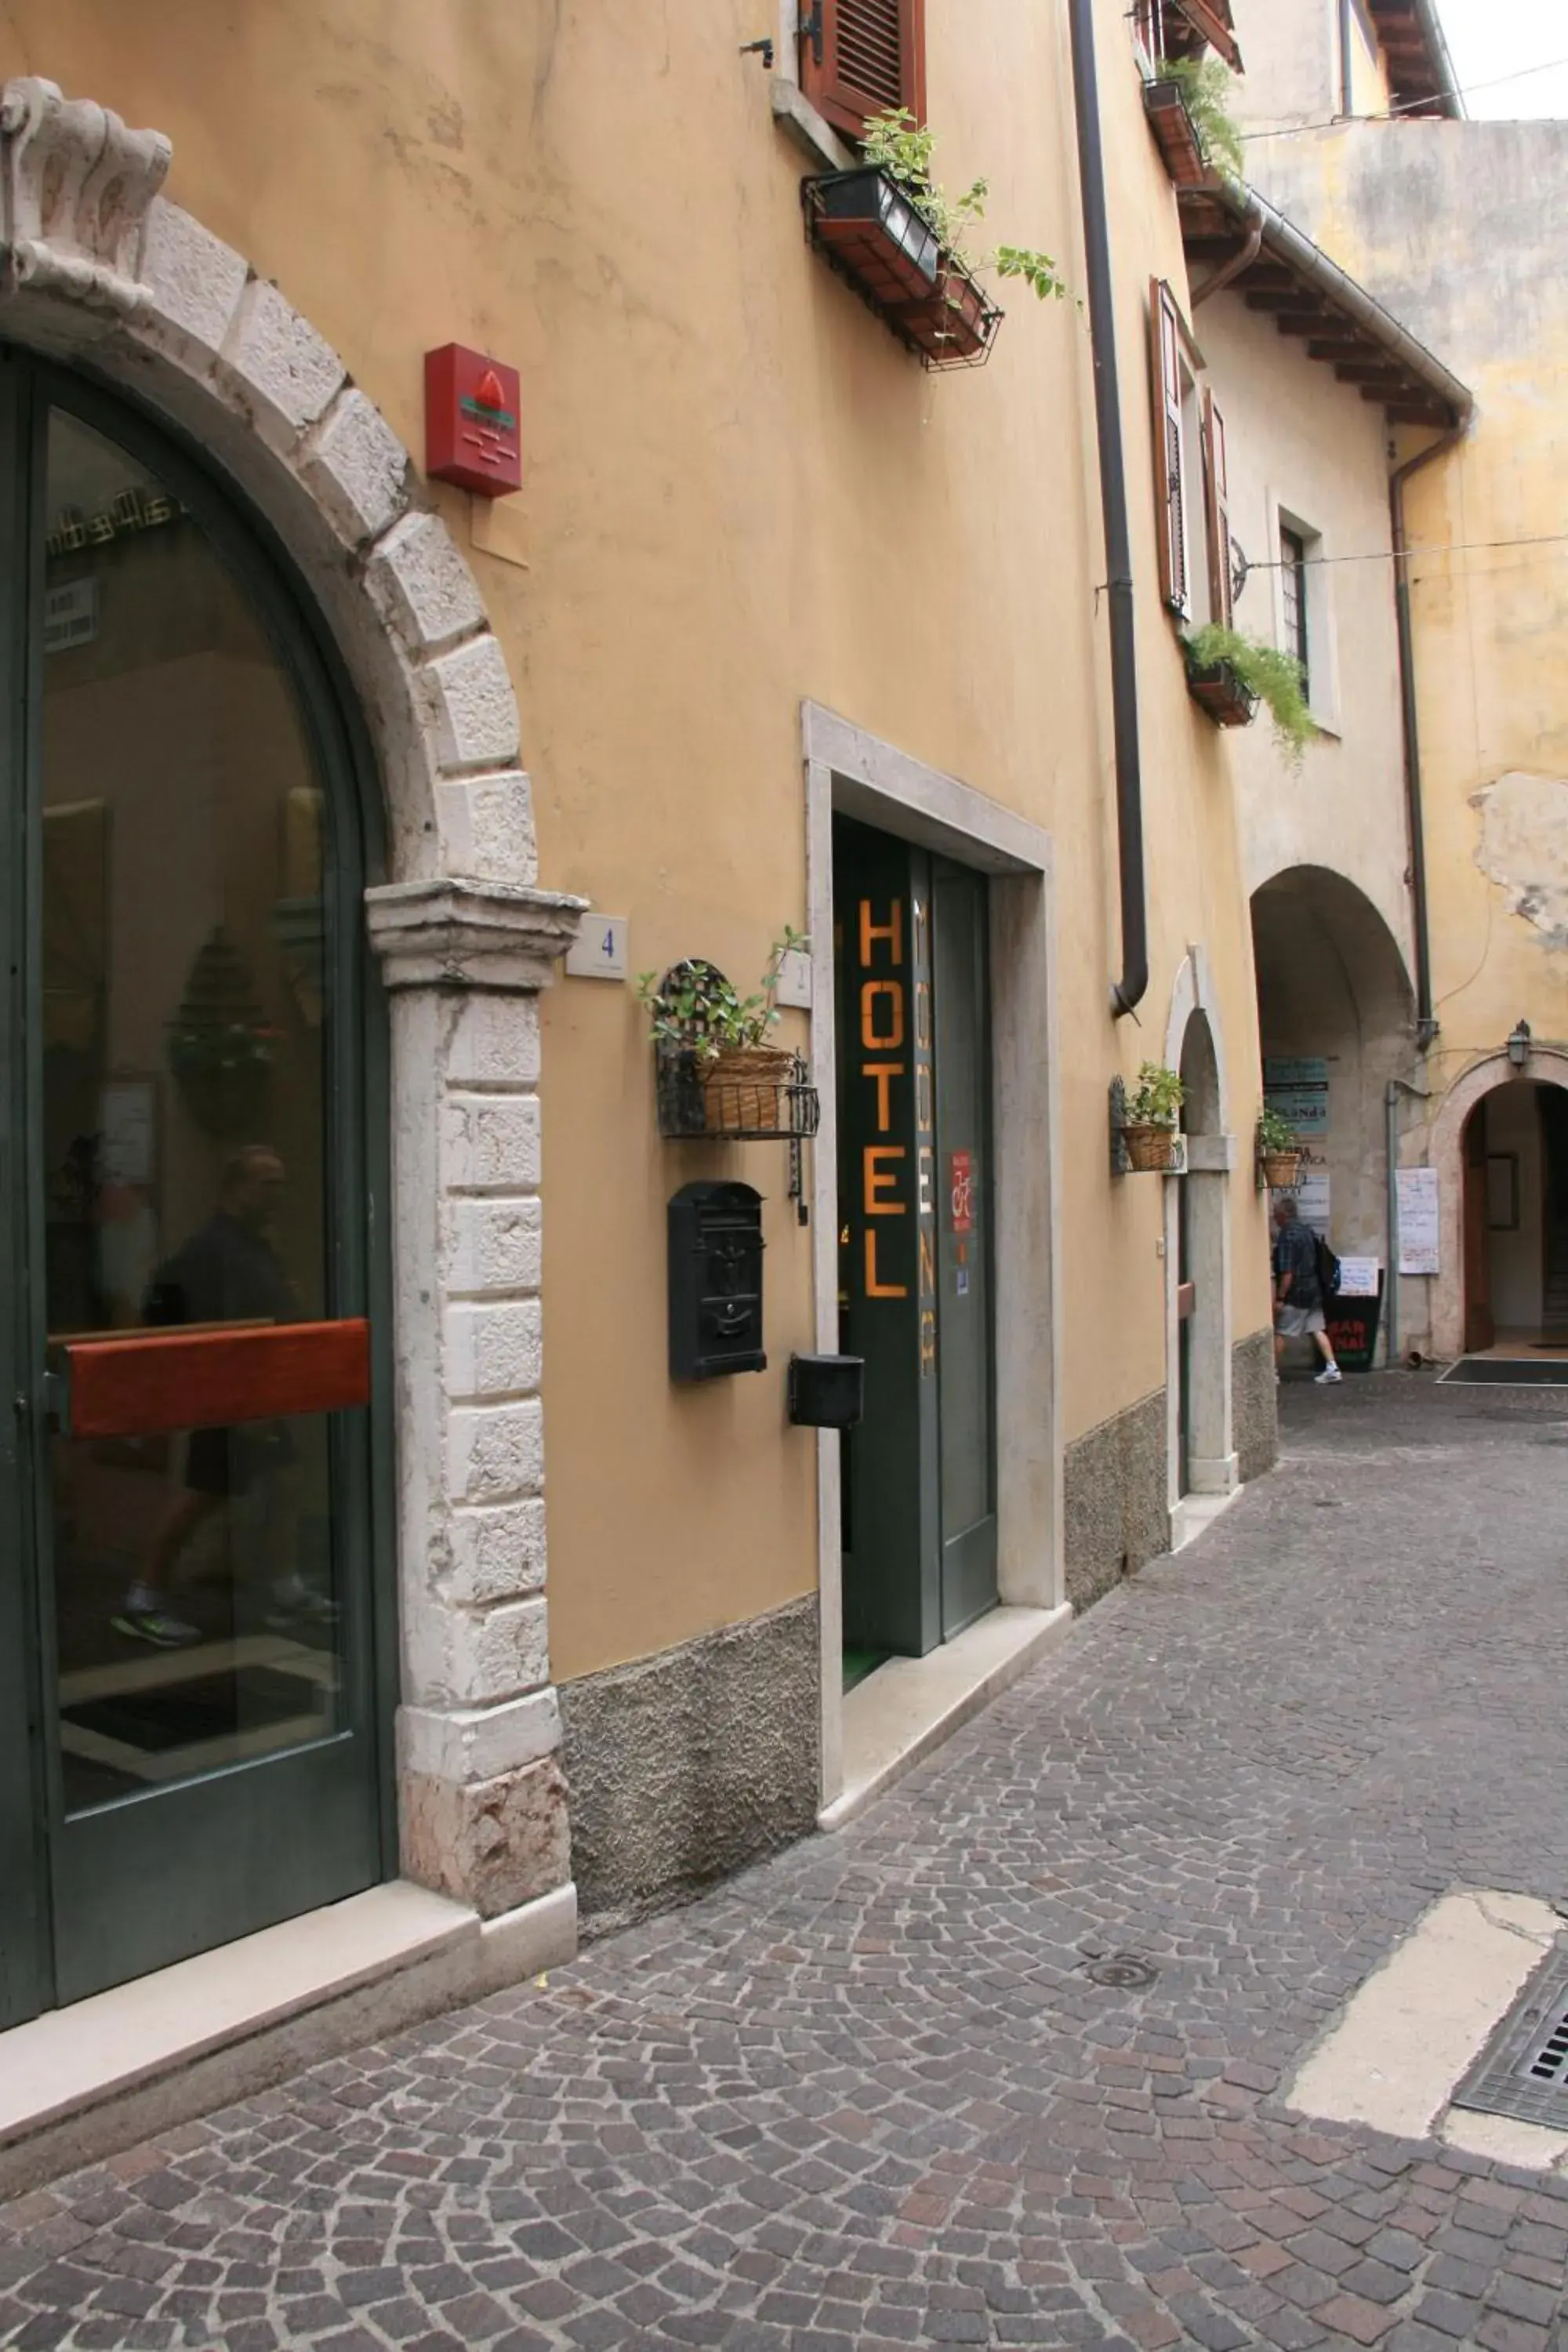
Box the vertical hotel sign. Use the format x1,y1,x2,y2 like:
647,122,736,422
837,826,942,1654
854,884,937,1378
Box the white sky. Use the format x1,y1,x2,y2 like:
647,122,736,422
1432,0,1568,118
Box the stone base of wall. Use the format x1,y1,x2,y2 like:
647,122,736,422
558,1596,820,1936
1232,1328,1279,1483
1063,1388,1168,1614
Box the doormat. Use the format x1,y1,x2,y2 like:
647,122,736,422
1450,1944,1568,2129
1438,1357,1568,1386
58,1635,334,1784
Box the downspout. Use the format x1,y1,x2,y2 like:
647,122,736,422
1192,203,1262,310
1390,422,1467,1051
1069,0,1146,1017
1338,0,1354,118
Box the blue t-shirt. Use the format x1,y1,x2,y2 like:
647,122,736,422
1273,1218,1321,1310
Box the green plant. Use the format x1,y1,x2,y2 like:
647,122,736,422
1256,1105,1301,1156
1184,623,1319,763
860,109,1068,306
1160,55,1246,185
637,928,807,1065
1126,1062,1185,1130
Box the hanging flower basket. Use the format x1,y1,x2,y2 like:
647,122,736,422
701,1046,799,1137
1122,1122,1179,1174
166,927,277,1139
1259,1150,1303,1189
802,169,1004,370
1185,658,1259,728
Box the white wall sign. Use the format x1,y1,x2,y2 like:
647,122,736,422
45,578,99,655
98,1079,155,1187
1397,1167,1440,1275
564,915,628,981
774,946,812,1011
1337,1256,1381,1298
1294,1171,1330,1236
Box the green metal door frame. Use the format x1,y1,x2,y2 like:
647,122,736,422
0,345,397,2020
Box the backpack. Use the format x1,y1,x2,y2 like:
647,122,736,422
1314,1231,1341,1301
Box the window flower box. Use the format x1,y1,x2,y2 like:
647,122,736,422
1143,78,1209,191
803,168,1003,370
1185,655,1258,728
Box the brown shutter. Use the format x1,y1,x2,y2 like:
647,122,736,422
803,0,927,140
1202,387,1232,630
1149,278,1189,617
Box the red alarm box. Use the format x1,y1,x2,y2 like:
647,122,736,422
424,344,521,497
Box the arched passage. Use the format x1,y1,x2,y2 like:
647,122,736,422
1424,1047,1568,1359
1163,952,1236,1526
1457,1081,1568,1352
1250,866,1415,1324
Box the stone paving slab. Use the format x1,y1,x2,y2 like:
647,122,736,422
5,1372,1568,2350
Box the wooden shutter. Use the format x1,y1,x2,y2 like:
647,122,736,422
1149,278,1189,618
803,0,927,140
1202,387,1232,630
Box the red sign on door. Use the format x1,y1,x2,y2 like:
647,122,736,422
949,1149,973,1234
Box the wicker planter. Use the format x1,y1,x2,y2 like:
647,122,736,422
1185,659,1258,728
1122,1122,1178,1174
1259,1150,1302,1189
702,1047,797,1136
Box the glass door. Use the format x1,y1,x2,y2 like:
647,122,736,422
1,355,385,2020
931,858,996,1638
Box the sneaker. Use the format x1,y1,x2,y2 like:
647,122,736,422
266,1577,339,1633
113,1604,202,1649
1314,1364,1343,1385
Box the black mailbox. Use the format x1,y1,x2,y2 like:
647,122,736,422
668,1181,767,1382
788,1353,865,1429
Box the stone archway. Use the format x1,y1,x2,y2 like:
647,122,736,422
1163,949,1236,1531
1422,1047,1568,1359
1,80,584,1947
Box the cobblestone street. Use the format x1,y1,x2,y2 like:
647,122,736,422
5,1373,1568,2352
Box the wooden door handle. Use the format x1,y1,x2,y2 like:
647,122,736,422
61,1319,371,1439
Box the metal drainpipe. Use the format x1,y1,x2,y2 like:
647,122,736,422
1069,0,1147,1018
1390,423,1466,1051
1191,207,1262,310
1338,0,1355,118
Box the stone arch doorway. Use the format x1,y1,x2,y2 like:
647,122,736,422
0,78,583,2035
1163,952,1236,1539
1456,1082,1568,1352
1425,1049,1568,1359
1251,866,1415,1352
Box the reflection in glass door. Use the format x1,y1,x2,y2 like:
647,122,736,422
2,359,384,2020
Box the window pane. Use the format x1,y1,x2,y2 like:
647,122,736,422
42,407,345,1813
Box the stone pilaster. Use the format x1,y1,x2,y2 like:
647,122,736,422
367,877,585,1918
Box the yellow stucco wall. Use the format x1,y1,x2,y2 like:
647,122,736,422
1258,123,1568,1236
9,0,1274,1681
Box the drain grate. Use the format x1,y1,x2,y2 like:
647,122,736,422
1450,1944,1568,2129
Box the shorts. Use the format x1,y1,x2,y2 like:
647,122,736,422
1276,1302,1326,1338
186,1422,297,1497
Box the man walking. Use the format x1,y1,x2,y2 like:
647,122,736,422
1272,1194,1341,1384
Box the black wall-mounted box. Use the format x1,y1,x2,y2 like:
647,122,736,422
668,1181,767,1381
788,1352,865,1429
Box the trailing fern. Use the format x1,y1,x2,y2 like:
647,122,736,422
1160,56,1246,186
1185,624,1319,764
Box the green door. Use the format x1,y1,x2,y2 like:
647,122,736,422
836,818,997,1661
0,353,387,2024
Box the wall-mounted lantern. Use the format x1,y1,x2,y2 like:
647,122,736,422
1507,1018,1532,1071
